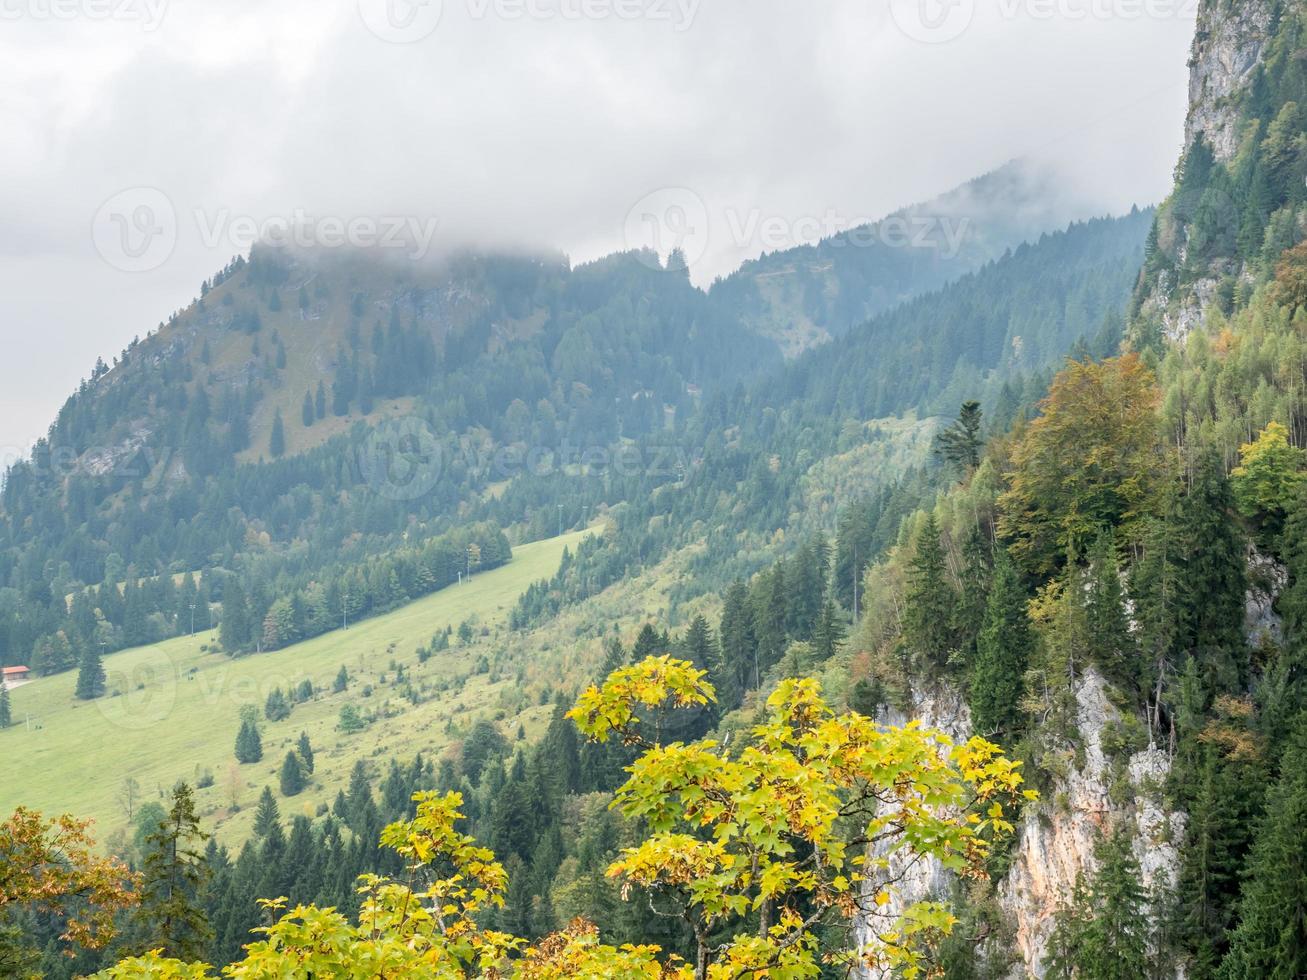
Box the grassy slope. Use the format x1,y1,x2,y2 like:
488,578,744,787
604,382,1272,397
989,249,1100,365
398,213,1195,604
0,529,592,846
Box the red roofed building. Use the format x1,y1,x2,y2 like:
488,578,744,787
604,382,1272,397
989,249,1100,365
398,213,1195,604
2,665,30,686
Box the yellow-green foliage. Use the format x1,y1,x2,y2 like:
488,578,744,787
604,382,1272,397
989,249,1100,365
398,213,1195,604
96,657,1029,980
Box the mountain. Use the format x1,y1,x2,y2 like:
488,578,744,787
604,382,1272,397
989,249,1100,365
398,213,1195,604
711,157,1110,356
15,6,1306,970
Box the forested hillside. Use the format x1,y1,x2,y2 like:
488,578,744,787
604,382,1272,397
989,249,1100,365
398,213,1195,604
9,1,1307,977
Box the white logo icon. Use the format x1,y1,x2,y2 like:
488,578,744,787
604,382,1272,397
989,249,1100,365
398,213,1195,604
92,187,177,273
623,187,711,272
358,0,443,42
890,0,975,44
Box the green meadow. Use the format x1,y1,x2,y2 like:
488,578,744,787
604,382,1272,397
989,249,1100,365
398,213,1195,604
0,529,593,846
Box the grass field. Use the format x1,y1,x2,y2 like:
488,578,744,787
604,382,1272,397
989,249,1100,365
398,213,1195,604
0,528,593,846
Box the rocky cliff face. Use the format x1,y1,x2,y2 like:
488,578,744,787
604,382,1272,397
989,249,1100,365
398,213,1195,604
856,675,1184,980
1185,0,1277,165
998,671,1184,978
1136,0,1278,341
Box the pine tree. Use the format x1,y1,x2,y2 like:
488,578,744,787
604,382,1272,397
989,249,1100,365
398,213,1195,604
969,551,1032,743
220,579,250,654
813,599,846,661
334,665,349,693
903,513,957,669
0,682,10,728
1084,532,1136,689
297,732,315,774
135,783,212,960
279,751,305,796
301,391,315,428
1176,451,1248,695
1218,716,1307,979
953,524,993,658
74,647,106,700
234,719,263,764
1047,830,1151,980
269,409,286,458
718,581,756,699
934,400,984,476
315,381,326,420
1177,730,1264,979
253,786,281,838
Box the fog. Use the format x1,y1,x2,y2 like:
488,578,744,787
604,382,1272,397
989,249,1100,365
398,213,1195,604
0,0,1198,453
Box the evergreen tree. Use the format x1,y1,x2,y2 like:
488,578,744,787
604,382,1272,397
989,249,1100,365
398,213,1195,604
234,719,263,764
718,581,756,699
0,682,10,728
135,783,212,960
1176,452,1249,695
74,646,106,700
334,665,349,693
220,580,250,654
253,787,281,838
1084,532,1135,688
902,513,957,669
934,400,984,476
301,391,315,428
279,751,306,797
269,409,286,458
969,551,1032,743
297,731,315,774
1177,728,1264,979
813,599,846,661
953,524,993,657
1218,716,1307,979
1047,830,1151,980
315,381,326,420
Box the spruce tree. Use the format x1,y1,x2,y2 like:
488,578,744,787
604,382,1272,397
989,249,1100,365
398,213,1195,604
269,409,286,458
220,580,250,654
297,732,315,774
315,381,326,420
969,551,1031,743
136,783,212,960
1084,532,1135,689
253,786,281,838
813,599,846,661
1177,734,1264,979
234,718,263,764
1047,830,1151,980
0,682,10,728
74,647,106,700
934,400,984,476
279,751,305,796
903,513,957,670
334,665,349,692
1218,716,1307,978
1176,452,1248,695
719,581,756,698
301,391,315,428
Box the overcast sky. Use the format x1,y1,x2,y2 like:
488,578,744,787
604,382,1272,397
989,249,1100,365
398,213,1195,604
0,0,1198,456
